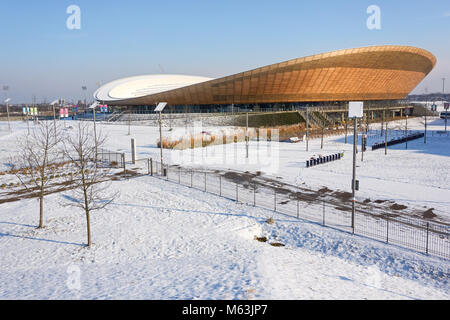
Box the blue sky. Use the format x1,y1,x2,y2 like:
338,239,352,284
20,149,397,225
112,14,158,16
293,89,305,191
1,0,449,103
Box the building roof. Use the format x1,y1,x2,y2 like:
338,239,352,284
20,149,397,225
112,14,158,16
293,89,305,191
95,45,436,106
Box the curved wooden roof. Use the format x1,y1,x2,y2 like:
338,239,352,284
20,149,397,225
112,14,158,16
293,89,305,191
105,45,436,106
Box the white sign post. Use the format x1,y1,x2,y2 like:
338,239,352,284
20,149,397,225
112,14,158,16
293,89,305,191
156,103,168,173
348,101,364,234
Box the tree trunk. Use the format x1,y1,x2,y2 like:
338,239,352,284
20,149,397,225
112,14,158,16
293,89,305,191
39,193,44,228
85,208,91,247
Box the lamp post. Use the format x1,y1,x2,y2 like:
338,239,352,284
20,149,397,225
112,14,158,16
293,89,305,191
82,86,87,108
349,101,363,234
4,98,11,132
89,102,99,161
3,85,10,132
50,100,59,140
155,102,168,170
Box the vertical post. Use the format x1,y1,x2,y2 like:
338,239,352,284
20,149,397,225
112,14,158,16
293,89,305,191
52,105,57,140
322,201,325,225
128,114,131,136
236,183,238,202
159,110,163,168
406,114,408,150
253,182,256,207
191,170,193,188
131,138,136,165
424,110,427,144
93,106,98,162
385,122,388,155
321,124,324,149
246,112,249,159
5,101,11,132
306,108,309,151
345,120,348,144
296,198,299,219
351,117,357,234
386,217,389,244
122,153,126,175
219,175,222,196
426,222,429,255
147,158,150,175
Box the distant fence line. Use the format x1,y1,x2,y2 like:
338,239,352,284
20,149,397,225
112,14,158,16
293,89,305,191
123,158,449,260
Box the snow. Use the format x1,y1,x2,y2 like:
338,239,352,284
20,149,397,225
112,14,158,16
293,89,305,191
0,175,448,299
0,117,449,299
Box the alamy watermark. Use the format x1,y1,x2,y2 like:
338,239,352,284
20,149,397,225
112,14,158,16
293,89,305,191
367,5,381,30
66,5,81,30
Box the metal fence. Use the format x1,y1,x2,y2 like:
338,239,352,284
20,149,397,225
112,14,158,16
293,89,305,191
127,158,450,260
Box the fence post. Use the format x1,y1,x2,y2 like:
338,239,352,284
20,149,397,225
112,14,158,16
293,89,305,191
236,183,238,202
322,201,325,225
426,222,429,255
150,158,153,176
386,217,389,244
253,183,256,207
297,198,299,219
122,153,126,175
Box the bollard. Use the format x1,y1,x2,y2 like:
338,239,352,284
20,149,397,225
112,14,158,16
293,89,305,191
306,160,310,168
131,138,137,165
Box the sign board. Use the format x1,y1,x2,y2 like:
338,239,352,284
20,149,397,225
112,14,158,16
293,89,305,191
445,103,449,110
155,102,168,112
89,102,99,109
60,108,64,118
348,101,364,118
4,98,11,103
64,108,69,118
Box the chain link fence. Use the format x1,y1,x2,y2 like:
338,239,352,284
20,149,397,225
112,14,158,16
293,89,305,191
127,158,450,260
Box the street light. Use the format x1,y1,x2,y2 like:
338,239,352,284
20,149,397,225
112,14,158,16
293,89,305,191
50,100,59,139
89,101,100,161
4,98,11,132
348,101,364,234
155,102,168,172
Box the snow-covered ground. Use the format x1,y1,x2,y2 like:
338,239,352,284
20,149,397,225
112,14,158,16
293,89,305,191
0,117,449,299
68,116,450,222
0,174,448,299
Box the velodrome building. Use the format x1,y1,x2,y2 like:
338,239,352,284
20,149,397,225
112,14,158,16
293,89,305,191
94,45,436,112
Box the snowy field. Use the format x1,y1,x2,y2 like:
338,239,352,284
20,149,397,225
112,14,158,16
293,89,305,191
0,117,449,299
7,116,443,222
0,174,448,299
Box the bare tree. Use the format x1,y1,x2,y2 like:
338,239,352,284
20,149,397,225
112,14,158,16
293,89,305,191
10,121,60,228
62,122,117,247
